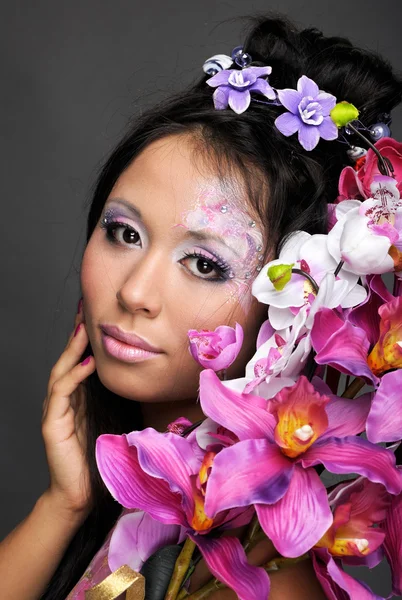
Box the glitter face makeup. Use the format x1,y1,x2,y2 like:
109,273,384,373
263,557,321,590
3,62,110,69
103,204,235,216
173,182,264,310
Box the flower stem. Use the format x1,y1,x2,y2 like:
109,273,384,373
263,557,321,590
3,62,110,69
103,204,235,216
165,538,197,600
242,513,261,552
185,554,310,599
342,377,366,398
185,578,225,599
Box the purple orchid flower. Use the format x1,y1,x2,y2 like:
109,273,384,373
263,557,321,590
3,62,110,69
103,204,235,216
187,323,244,371
206,66,276,114
274,75,338,151
199,371,402,558
95,428,270,600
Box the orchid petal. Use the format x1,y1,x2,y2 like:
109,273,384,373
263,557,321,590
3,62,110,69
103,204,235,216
323,393,372,438
193,534,270,600
126,429,200,520
301,436,402,495
108,511,182,572
95,434,186,525
382,487,402,596
199,369,275,441
367,370,402,443
311,308,376,384
256,466,332,557
204,439,293,517
312,548,384,599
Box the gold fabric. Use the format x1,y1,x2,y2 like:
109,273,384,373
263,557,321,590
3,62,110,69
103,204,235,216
85,564,145,600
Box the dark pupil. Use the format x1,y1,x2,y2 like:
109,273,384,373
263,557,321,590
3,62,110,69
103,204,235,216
197,258,213,274
123,229,140,244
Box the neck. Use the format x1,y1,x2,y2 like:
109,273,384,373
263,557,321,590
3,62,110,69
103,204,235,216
140,397,205,432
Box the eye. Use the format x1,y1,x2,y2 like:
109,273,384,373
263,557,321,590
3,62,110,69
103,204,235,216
180,250,233,282
100,219,141,247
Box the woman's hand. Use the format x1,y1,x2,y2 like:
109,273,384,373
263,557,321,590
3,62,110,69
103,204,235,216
41,301,96,519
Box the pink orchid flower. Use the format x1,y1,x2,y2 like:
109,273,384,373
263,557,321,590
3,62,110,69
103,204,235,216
95,428,269,600
312,476,401,599
311,548,386,599
381,478,402,597
312,295,402,444
187,323,244,371
337,137,402,202
108,510,185,573
199,371,402,558
315,477,389,565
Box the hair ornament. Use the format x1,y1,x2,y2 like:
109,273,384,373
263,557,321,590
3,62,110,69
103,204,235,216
202,54,233,76
203,48,395,168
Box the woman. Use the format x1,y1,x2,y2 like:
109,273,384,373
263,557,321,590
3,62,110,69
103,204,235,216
0,13,400,600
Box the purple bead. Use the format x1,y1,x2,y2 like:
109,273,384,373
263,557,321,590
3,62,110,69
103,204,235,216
231,45,252,68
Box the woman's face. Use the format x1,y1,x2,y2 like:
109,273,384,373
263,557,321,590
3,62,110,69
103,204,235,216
81,133,267,403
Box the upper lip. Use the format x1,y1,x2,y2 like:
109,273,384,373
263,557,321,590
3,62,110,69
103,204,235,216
100,324,163,353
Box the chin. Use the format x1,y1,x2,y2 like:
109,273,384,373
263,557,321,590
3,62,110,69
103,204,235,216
95,360,200,403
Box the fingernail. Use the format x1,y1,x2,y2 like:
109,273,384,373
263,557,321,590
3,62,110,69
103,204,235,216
77,297,83,314
74,323,82,337
81,356,91,366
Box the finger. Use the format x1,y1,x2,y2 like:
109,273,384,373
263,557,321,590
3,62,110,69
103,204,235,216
48,323,90,394
42,355,95,426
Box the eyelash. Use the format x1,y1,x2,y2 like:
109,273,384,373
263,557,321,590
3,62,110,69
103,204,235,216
99,218,233,282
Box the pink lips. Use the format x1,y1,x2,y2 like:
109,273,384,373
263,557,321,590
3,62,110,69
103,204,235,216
100,324,163,363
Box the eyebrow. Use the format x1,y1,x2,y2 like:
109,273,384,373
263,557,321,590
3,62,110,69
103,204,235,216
107,197,242,257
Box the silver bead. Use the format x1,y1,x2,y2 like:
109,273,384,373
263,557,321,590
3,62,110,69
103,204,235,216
258,254,264,261
369,122,391,141
347,145,367,161
256,244,263,252
220,205,228,213
245,272,251,279
256,264,262,272
228,271,235,279
249,220,256,228
203,54,233,75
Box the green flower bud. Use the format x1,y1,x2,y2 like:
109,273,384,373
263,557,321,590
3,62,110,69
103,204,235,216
330,101,360,128
267,263,294,291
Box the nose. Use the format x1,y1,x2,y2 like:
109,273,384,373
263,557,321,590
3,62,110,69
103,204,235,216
116,250,165,318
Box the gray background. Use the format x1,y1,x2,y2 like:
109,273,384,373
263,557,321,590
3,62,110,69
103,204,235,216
1,0,401,596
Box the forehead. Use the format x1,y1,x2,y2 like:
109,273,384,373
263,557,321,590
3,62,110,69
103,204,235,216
110,134,260,225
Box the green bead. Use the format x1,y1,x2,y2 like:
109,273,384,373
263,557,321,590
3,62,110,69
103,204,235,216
267,263,294,291
330,101,360,128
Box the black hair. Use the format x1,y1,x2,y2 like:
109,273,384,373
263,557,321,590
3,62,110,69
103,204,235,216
40,13,402,599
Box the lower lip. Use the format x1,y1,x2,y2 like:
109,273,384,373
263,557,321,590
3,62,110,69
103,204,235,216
101,332,162,363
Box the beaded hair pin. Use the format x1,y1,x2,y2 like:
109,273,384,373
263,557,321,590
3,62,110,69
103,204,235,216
202,46,393,176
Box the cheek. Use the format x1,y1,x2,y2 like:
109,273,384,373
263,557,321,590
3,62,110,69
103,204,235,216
80,236,117,314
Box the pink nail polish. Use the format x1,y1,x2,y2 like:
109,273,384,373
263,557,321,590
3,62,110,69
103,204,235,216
81,356,91,366
74,323,82,337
